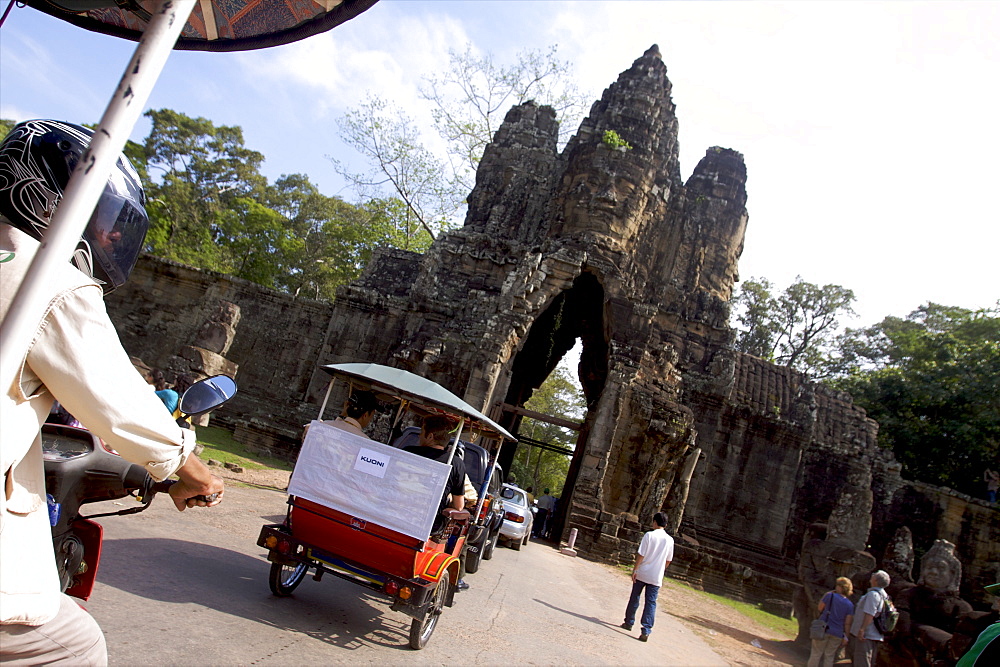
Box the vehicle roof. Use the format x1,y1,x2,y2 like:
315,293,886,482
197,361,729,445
321,363,515,441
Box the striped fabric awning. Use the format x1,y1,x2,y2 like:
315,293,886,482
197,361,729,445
23,0,379,51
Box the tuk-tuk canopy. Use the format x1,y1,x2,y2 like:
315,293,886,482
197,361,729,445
22,0,379,51
321,363,516,442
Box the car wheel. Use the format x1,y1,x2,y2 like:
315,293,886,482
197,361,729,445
409,576,448,650
482,527,498,561
511,533,522,551
269,561,307,596
522,530,530,547
465,536,484,574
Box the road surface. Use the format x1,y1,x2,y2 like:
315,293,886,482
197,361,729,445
83,485,726,666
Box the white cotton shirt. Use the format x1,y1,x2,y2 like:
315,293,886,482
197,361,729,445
634,528,674,586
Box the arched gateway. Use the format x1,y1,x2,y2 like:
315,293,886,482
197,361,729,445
316,45,749,562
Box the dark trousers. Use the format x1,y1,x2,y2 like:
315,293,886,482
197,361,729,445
624,580,660,636
534,509,548,537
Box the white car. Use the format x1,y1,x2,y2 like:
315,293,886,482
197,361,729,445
498,484,533,550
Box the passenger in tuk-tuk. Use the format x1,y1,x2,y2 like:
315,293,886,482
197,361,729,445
404,414,472,591
403,415,467,515
304,390,379,440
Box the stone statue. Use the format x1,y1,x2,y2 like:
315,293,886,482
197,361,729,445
882,526,915,586
882,526,918,606
917,540,962,596
886,539,974,666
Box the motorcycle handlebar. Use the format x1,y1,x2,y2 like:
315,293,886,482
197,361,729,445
150,479,218,503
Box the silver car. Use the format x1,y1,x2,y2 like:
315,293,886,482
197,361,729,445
498,484,533,550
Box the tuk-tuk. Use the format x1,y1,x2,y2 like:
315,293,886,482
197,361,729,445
257,363,514,649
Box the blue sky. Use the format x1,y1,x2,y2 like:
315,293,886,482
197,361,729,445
2,1,998,327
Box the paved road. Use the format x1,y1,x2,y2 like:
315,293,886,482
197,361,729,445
83,485,725,666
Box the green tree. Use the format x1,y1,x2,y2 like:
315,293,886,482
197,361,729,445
421,44,590,193
510,364,585,496
335,96,457,241
731,276,857,377
830,303,1000,494
136,110,392,300
0,118,17,139
335,44,589,241
141,109,266,265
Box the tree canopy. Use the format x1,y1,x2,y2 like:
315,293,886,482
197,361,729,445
509,363,586,497
829,303,1000,495
335,44,589,238
732,276,857,377
133,109,406,300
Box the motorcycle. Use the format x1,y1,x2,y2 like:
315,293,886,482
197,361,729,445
42,374,238,599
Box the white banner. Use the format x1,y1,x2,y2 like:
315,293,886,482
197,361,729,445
287,421,450,541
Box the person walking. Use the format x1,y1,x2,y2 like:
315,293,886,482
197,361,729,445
534,489,555,538
808,577,855,667
851,570,891,666
984,467,999,503
621,512,674,642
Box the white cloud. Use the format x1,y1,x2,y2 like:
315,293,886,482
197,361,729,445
238,5,470,127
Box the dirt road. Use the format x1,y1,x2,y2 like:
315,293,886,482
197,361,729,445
83,481,804,665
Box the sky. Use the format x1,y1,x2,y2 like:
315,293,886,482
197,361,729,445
2,1,998,328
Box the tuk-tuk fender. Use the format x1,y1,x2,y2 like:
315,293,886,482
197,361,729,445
414,550,459,585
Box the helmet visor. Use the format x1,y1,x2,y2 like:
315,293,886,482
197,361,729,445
84,188,148,291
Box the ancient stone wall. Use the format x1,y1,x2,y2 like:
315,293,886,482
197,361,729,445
106,257,340,449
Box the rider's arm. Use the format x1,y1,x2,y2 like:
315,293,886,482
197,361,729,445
25,282,219,492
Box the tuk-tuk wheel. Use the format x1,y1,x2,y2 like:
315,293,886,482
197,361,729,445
269,561,308,596
408,577,449,649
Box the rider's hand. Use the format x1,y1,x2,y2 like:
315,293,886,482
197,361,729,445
170,455,225,511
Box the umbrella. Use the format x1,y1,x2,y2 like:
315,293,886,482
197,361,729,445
21,0,378,51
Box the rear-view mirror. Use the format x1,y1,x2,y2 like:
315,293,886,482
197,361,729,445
179,375,238,417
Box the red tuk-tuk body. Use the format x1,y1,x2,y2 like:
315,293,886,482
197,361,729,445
257,363,512,650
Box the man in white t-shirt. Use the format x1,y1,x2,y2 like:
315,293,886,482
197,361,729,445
621,512,674,642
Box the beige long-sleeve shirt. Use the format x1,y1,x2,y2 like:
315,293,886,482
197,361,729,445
1,223,195,625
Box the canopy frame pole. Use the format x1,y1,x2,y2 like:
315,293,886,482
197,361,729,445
0,0,197,392
317,378,336,420
444,417,466,467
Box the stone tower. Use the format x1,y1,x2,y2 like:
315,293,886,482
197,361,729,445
319,45,749,561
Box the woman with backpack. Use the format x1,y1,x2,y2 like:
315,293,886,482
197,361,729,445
808,577,855,667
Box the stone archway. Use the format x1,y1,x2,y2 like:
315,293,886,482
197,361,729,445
496,272,609,539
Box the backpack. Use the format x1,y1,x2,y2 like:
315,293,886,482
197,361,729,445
873,591,899,634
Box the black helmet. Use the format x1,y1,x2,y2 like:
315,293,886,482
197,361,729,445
0,120,149,292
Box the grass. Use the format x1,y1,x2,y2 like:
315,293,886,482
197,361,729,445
196,426,293,472
661,577,798,637
615,564,798,638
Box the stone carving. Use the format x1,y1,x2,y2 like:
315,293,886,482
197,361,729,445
883,539,987,666
882,526,916,593
165,300,240,426
919,540,964,596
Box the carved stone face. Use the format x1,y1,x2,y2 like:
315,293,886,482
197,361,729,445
561,150,645,238
918,540,962,595
920,556,954,593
